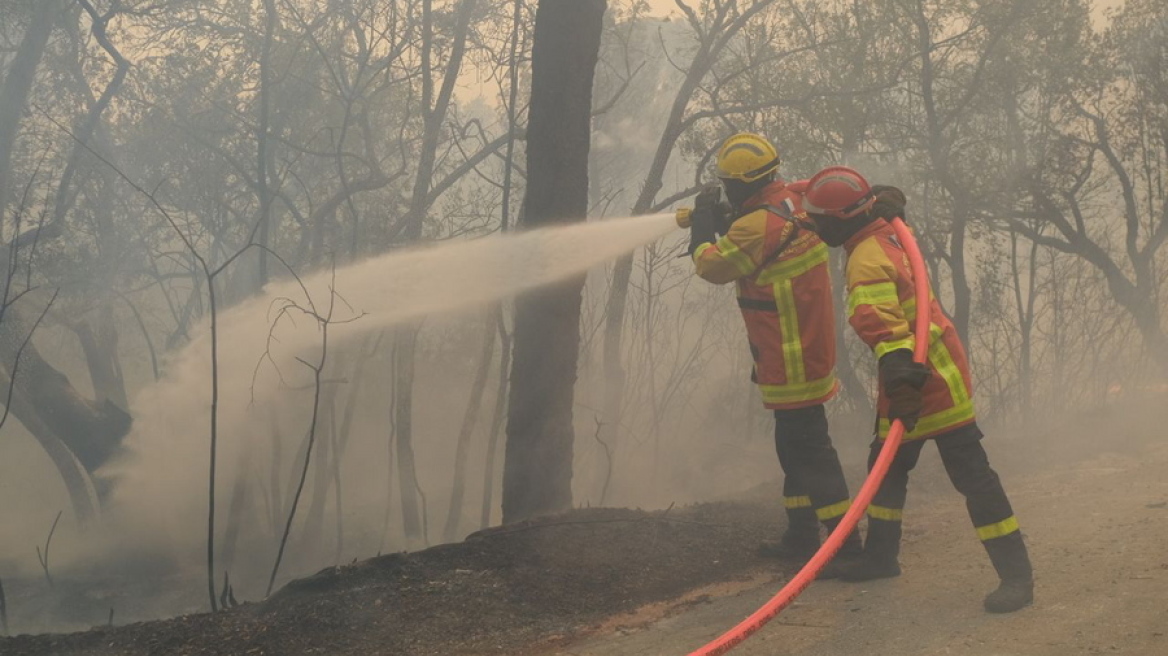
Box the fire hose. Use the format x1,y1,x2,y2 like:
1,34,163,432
677,214,931,656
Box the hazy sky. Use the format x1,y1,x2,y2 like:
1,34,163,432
642,0,1122,20
644,0,677,15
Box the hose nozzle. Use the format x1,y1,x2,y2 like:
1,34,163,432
675,207,693,229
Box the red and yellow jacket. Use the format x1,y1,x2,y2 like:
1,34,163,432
844,220,976,440
693,181,838,410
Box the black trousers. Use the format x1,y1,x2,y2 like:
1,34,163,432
773,404,853,541
864,424,1022,564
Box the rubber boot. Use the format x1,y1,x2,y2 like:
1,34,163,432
816,519,864,580
758,504,819,560
982,532,1033,613
838,518,902,582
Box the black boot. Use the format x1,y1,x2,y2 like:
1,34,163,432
983,532,1033,613
757,533,818,560
759,505,820,560
838,517,901,582
815,523,864,580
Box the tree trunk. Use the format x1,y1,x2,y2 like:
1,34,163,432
501,0,606,524
302,392,337,555
402,0,479,240
5,383,99,522
392,325,423,541
1009,232,1039,418
73,307,129,412
0,0,62,211
442,312,494,542
1121,285,1168,380
255,0,279,289
478,1,521,529
480,308,510,529
220,438,254,576
383,0,478,546
948,204,973,343
0,305,130,476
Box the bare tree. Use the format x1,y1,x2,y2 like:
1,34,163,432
1006,0,1168,378
265,269,360,596
601,0,792,465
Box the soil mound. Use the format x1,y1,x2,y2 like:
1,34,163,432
1,502,789,655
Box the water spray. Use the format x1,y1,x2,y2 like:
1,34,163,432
684,216,931,656
101,213,683,564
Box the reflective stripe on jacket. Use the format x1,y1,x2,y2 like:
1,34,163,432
693,181,838,410
843,220,976,440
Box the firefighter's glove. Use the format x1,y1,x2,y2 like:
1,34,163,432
879,349,930,432
688,186,732,255
871,185,908,223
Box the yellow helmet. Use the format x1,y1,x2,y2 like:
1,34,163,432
716,133,780,183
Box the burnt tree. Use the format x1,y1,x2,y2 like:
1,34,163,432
501,0,606,524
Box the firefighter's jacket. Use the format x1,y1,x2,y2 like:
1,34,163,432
843,219,976,440
693,181,838,410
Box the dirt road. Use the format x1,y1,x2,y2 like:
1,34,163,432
560,428,1168,656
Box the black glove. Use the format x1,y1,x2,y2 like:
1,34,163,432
871,185,907,223
879,349,930,431
687,186,733,255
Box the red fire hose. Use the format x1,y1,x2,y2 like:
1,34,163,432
687,217,930,656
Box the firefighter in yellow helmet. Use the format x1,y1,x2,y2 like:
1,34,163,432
680,133,861,567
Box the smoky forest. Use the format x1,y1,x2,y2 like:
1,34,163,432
1,0,1167,654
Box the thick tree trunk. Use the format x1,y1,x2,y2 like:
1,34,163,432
501,0,606,524
73,307,129,412
0,304,130,476
6,383,100,522
1119,285,1168,380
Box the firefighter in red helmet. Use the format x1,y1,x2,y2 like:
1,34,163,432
801,164,1034,613
681,133,861,567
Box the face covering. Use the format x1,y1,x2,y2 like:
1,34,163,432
810,213,871,247
720,177,769,211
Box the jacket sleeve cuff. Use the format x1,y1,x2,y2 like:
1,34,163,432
874,337,916,360
692,242,715,262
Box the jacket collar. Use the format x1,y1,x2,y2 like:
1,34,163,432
740,178,788,211
843,218,892,255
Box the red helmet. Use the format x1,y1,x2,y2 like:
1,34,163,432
802,166,875,219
